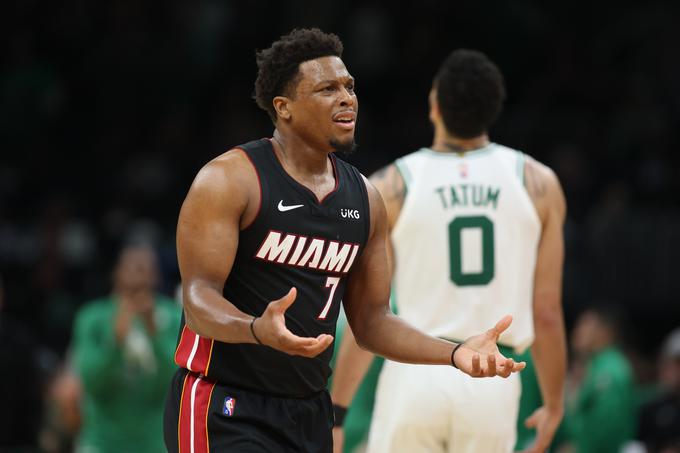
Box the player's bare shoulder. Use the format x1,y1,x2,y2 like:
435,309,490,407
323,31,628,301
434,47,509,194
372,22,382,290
368,163,405,230
369,164,405,204
524,156,566,223
182,148,260,229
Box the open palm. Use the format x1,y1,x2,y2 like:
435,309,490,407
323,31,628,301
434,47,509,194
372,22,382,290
254,287,334,357
453,315,526,378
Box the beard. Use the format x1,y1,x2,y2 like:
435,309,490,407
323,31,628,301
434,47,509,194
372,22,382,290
330,137,358,155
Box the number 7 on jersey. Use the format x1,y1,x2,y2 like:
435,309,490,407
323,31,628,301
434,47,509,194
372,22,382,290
317,276,340,319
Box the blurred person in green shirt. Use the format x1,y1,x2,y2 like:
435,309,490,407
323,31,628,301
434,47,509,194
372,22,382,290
558,306,635,453
72,244,181,453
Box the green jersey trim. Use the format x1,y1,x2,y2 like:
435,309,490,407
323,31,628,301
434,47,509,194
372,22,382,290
516,152,526,186
422,144,495,159
394,158,412,194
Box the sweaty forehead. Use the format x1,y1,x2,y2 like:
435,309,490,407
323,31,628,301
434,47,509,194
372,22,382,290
297,56,351,87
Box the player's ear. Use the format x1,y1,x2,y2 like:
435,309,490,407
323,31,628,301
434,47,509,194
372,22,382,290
273,96,292,121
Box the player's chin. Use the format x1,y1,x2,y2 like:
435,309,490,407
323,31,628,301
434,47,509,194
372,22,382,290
329,136,357,154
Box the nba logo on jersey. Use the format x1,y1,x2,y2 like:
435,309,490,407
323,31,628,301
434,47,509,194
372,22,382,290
223,397,236,416
459,162,468,178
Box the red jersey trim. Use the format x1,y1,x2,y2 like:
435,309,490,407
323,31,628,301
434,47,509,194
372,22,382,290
178,373,214,453
175,326,214,375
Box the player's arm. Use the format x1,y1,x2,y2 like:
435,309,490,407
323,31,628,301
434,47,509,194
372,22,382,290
520,158,568,453
329,325,372,453
330,164,403,448
332,163,404,403
177,150,332,357
342,177,524,377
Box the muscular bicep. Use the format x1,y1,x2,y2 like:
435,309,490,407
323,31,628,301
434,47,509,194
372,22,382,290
177,156,250,297
343,180,392,341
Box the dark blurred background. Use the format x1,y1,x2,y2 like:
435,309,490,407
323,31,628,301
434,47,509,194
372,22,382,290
1,0,679,429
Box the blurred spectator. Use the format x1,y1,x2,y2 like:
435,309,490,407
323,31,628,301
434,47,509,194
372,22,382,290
0,274,54,450
636,328,680,452
558,306,636,453
71,244,181,453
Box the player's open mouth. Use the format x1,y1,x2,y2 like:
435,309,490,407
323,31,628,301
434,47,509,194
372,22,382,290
333,119,355,130
332,111,356,130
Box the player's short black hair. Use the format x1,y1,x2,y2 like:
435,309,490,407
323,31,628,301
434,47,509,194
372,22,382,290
254,28,344,122
434,49,506,138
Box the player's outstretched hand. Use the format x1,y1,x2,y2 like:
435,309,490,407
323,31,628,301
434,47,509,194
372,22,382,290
453,315,526,377
253,287,334,358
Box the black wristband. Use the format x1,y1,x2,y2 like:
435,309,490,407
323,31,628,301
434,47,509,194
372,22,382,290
451,343,464,369
333,404,348,427
250,317,263,345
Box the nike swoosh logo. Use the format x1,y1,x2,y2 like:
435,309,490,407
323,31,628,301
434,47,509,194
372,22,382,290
278,200,305,212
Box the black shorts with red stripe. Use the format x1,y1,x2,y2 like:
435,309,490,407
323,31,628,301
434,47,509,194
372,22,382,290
164,368,334,453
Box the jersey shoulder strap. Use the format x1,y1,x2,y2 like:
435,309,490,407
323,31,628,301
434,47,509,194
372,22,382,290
490,143,528,184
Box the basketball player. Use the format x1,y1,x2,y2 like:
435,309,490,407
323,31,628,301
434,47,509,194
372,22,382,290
331,49,567,453
163,30,525,453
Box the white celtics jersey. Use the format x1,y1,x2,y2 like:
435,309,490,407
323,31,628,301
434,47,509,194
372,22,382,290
391,144,541,352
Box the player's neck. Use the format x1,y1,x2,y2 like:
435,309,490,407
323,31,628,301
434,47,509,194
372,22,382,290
431,131,490,155
272,130,331,176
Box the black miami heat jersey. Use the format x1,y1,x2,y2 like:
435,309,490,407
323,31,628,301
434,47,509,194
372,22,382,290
174,138,370,397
